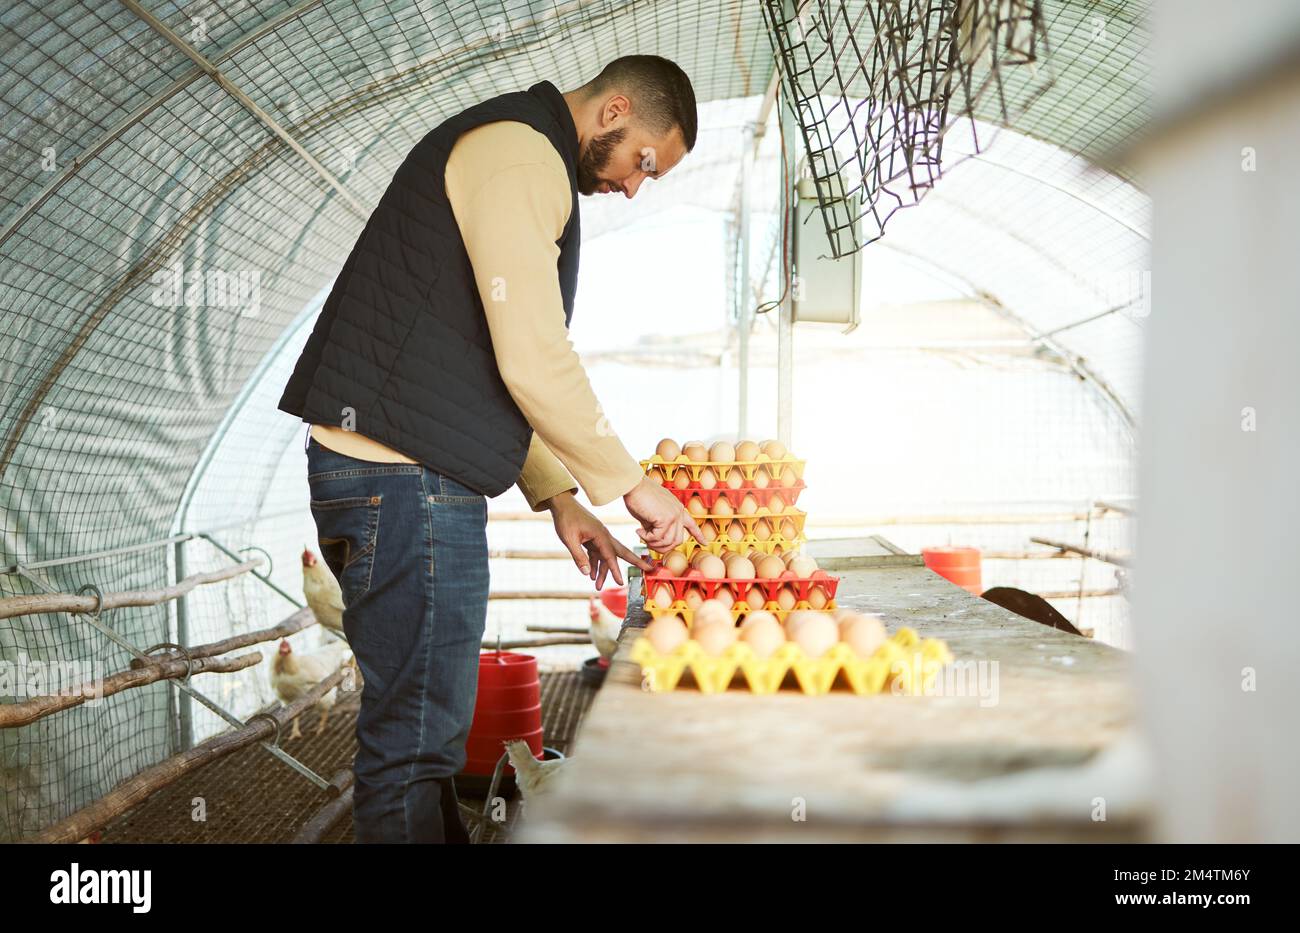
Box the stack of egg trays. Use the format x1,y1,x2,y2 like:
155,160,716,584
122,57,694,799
630,627,954,696
643,599,840,626
642,572,839,607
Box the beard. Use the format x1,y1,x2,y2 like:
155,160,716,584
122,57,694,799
576,126,627,195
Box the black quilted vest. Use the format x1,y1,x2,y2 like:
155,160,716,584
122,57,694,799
278,80,581,496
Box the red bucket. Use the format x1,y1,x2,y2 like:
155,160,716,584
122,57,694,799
464,651,543,776
922,546,983,595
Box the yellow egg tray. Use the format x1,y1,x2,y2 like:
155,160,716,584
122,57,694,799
630,627,954,696
651,532,806,561
644,598,838,626
689,511,806,539
639,455,806,484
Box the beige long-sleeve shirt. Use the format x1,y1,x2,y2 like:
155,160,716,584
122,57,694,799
311,120,643,510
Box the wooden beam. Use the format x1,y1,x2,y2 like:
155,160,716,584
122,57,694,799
32,665,349,843
0,559,262,620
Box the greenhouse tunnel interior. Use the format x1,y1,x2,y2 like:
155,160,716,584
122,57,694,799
1,0,1162,840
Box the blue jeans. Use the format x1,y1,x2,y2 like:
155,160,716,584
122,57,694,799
305,436,490,843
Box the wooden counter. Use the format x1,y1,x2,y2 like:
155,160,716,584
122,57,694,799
520,539,1148,843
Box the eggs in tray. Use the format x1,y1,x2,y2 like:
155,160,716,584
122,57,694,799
641,439,806,503
631,605,954,696
644,550,835,618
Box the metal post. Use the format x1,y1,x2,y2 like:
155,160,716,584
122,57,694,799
174,539,193,751
777,81,798,448
737,140,753,439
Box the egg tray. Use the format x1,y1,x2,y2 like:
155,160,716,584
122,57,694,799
642,598,837,626
630,627,954,696
689,510,806,540
642,572,839,604
661,480,807,510
639,456,806,484
650,532,805,561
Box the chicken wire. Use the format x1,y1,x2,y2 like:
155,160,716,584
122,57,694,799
2,0,1149,839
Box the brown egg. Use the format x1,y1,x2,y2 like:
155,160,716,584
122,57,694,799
725,519,746,541
740,608,779,630
672,469,691,490
682,442,708,462
768,492,787,513
653,581,679,606
761,439,788,459
709,441,736,463
788,555,818,577
784,609,821,638
840,613,887,657
779,466,797,488
735,440,761,461
646,616,689,654
697,554,727,580
655,438,681,461
745,586,767,610
738,494,759,515
694,622,737,657
692,598,732,631
647,466,666,483
776,585,797,611
752,467,771,488
724,555,755,579
683,587,704,611
753,518,773,541
713,586,735,609
725,467,744,489
663,551,689,576
713,496,734,517
807,586,829,610
792,613,838,658
685,495,706,518
698,467,717,489
740,614,785,659
700,523,719,544
780,518,798,539
756,555,785,579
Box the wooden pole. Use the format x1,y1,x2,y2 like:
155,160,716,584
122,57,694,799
482,636,591,649
132,607,316,667
31,665,349,844
0,559,262,620
0,651,262,729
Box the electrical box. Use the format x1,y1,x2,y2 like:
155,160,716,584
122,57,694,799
792,173,861,332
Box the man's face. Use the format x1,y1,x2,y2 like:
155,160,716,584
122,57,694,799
577,117,688,199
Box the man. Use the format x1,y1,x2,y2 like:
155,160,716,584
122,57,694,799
277,56,704,843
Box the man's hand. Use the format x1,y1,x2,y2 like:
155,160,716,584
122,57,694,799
545,491,650,589
623,477,706,553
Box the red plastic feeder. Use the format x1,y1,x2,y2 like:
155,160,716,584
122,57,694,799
922,546,983,595
464,651,542,776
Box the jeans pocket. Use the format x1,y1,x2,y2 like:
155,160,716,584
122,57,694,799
309,494,381,607
433,472,486,503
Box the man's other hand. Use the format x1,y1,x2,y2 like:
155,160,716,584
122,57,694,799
546,491,650,589
622,477,706,553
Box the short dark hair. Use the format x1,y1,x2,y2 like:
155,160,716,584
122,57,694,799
585,55,698,150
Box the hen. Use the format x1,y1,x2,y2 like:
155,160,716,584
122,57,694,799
587,593,623,660
301,547,347,643
270,639,352,739
505,740,572,804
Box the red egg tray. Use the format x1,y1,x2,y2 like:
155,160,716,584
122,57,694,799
641,570,839,604
661,479,806,509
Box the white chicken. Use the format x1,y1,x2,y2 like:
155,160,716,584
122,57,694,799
505,740,573,806
587,595,622,660
270,639,352,739
301,546,347,643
